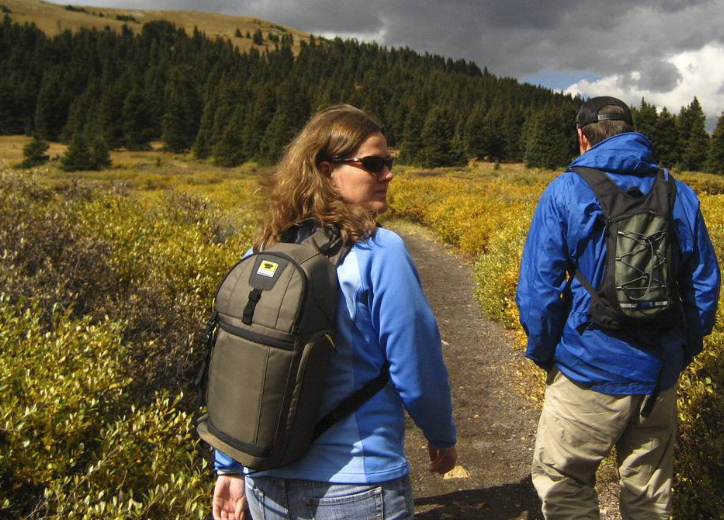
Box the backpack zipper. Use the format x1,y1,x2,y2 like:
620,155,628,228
219,321,295,350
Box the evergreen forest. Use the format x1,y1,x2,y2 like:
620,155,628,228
1,14,724,171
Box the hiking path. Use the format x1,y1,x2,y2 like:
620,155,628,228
389,222,543,520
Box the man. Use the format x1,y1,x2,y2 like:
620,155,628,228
516,96,720,519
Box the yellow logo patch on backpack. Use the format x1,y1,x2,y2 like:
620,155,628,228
257,260,279,278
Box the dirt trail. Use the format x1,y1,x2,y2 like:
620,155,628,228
390,223,543,520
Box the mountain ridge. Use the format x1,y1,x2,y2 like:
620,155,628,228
1,0,310,52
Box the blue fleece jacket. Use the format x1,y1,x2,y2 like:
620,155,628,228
516,132,720,395
215,227,457,482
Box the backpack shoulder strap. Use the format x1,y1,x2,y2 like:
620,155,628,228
312,362,390,441
299,225,351,266
654,168,677,212
567,166,615,302
569,166,621,217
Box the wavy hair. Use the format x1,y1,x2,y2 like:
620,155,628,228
254,105,382,250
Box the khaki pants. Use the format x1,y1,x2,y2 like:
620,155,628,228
532,369,677,520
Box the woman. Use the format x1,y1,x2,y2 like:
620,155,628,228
212,105,457,520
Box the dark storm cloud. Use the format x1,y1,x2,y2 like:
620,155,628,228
621,60,682,93
50,0,724,95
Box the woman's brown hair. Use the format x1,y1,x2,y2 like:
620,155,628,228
254,105,382,250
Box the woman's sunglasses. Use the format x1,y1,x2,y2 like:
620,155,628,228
331,155,394,175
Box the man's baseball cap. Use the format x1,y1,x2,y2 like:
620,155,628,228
575,96,633,129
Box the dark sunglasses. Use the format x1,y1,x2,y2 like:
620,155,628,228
331,155,394,174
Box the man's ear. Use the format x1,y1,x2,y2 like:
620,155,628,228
577,128,591,154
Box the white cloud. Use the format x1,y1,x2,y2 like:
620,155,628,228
565,43,724,121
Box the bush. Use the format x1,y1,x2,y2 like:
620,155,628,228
0,171,256,398
0,300,211,518
0,168,261,517
0,300,130,515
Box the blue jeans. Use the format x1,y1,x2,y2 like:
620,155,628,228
244,475,414,520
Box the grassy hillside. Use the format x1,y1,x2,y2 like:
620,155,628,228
0,0,310,52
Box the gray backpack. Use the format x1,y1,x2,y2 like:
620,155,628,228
196,226,389,470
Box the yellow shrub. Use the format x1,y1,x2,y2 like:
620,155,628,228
0,169,261,517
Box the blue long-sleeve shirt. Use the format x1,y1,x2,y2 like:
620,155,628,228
216,227,457,482
516,132,720,395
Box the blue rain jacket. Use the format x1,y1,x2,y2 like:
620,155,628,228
517,132,720,395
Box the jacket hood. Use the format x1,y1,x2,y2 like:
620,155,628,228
570,132,659,176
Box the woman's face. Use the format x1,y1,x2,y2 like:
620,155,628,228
326,131,393,214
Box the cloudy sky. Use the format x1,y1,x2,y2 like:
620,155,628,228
48,0,724,129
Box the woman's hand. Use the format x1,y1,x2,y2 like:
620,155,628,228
213,474,247,520
427,441,458,475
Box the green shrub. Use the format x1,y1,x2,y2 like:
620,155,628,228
0,299,211,518
0,299,130,515
39,394,210,520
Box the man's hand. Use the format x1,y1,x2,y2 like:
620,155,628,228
427,441,457,474
213,474,247,520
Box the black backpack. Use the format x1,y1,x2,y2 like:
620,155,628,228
570,167,681,333
195,226,389,471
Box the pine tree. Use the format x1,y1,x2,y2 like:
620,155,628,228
525,107,571,170
144,65,167,139
418,107,465,168
193,97,216,159
680,98,709,171
34,70,64,140
123,85,154,150
252,29,264,45
61,84,97,143
162,66,201,153
398,103,425,165
60,133,112,171
482,109,506,161
94,80,127,149
60,133,94,171
212,108,247,167
18,136,49,168
234,28,242,38
0,78,24,134
708,113,724,174
257,80,308,164
464,104,487,159
502,109,526,162
241,86,276,159
89,136,112,170
651,107,679,169
633,98,658,139
257,108,296,164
